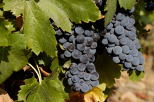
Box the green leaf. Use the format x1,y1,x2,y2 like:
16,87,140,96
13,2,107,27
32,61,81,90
50,57,61,72
24,1,57,57
0,47,10,63
0,33,28,83
104,0,117,26
95,52,121,87
18,77,68,102
3,0,25,16
128,70,144,81
118,0,136,10
0,20,9,46
38,0,101,32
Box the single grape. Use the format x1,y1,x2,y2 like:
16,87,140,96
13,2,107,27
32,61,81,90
69,35,75,43
107,34,117,43
90,72,99,80
131,57,140,66
86,63,95,73
71,75,80,82
80,54,89,64
81,83,90,92
121,17,129,27
59,38,67,44
124,62,132,68
72,50,82,59
116,13,125,21
110,28,115,34
130,49,139,57
136,65,144,71
90,49,96,54
106,23,113,30
85,37,93,46
83,47,90,54
63,42,71,49
77,72,85,78
90,80,99,87
73,83,81,91
112,56,120,63
106,47,113,54
122,45,130,54
120,37,128,45
113,46,122,55
114,21,121,27
126,55,133,62
85,30,93,36
91,42,97,49
87,53,95,62
83,73,91,81
68,78,73,85
115,25,125,35
65,71,72,78
102,39,108,45
119,53,126,60
70,67,79,75
67,43,75,52
76,35,85,43
77,44,85,51
79,79,85,86
64,50,72,57
77,63,86,71
92,33,100,41
75,27,84,34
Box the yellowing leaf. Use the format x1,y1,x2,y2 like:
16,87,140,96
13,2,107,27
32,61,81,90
63,60,71,69
84,84,107,102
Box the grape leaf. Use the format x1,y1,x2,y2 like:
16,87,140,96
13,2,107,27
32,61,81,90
0,33,28,83
38,0,101,32
95,52,121,87
118,0,136,10
24,1,57,57
18,77,68,102
0,47,10,63
3,0,25,16
84,88,106,102
0,21,9,46
104,0,117,26
128,70,144,81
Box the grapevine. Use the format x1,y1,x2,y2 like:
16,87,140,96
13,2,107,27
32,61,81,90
0,0,152,102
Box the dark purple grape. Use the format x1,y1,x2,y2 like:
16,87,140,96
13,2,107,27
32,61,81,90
72,50,82,59
81,83,90,92
77,63,86,71
113,46,122,55
86,63,95,73
90,72,99,80
72,75,79,82
75,27,84,34
80,54,89,64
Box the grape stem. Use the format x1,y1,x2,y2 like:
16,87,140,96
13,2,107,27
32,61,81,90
28,63,42,84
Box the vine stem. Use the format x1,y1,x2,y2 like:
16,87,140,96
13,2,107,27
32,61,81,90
28,63,42,84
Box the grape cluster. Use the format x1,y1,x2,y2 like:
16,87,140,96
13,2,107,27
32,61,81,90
102,12,144,71
56,26,100,92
